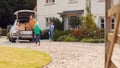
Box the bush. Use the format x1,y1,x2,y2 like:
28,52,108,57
79,27,90,38
41,29,49,39
1,29,7,36
99,28,104,38
64,36,77,42
57,35,67,41
70,28,82,41
52,30,71,41
87,28,104,39
80,7,98,39
81,7,97,32
81,38,104,43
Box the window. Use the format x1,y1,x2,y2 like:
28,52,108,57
98,0,104,2
100,17,115,29
46,0,55,4
69,16,80,28
69,0,78,3
100,18,104,29
69,0,76,1
111,18,114,29
45,18,49,27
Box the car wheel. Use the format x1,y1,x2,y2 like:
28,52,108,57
9,37,11,42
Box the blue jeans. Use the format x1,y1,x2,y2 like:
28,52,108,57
35,34,40,44
49,31,53,40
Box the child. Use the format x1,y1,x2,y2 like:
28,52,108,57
33,22,41,46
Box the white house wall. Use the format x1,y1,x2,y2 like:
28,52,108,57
37,0,86,30
91,0,105,28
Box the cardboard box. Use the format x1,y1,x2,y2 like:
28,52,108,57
25,23,32,31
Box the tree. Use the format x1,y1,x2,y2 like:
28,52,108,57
80,7,97,38
0,0,36,28
81,7,96,31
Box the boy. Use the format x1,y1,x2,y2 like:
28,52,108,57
33,22,41,46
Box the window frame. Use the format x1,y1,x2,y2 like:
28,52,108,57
100,17,115,29
100,17,104,29
68,0,78,3
98,0,104,2
46,0,55,4
111,18,115,29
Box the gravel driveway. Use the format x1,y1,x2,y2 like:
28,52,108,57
0,36,120,68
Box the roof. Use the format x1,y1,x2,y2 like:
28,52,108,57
58,10,84,15
14,10,37,15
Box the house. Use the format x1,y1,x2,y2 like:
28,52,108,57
37,0,119,30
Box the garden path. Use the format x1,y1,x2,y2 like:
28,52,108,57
0,36,120,68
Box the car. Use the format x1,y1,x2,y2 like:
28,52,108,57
9,10,37,43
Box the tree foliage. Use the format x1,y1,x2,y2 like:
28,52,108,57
0,0,36,28
81,7,96,31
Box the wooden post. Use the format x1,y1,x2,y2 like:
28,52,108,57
106,12,120,68
105,0,111,68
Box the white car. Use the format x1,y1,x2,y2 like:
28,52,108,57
9,10,36,43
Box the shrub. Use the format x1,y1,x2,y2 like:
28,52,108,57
80,7,97,39
57,35,67,41
81,7,97,31
41,29,49,39
81,38,104,43
87,28,104,39
64,36,77,42
1,29,7,36
99,28,104,38
52,30,71,41
70,28,82,40
79,27,90,38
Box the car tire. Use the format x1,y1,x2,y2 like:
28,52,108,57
9,37,11,42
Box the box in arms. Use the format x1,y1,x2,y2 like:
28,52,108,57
25,23,32,31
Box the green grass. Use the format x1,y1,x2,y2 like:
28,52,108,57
0,46,51,68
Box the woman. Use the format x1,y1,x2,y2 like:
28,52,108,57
49,22,54,40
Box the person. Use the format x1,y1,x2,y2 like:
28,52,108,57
33,22,41,46
49,22,54,40
16,22,21,42
29,15,36,42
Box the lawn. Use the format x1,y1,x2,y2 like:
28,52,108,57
0,46,51,68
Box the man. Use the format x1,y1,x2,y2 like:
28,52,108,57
29,15,36,42
16,22,21,42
